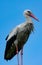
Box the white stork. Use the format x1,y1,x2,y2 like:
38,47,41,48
4,9,39,65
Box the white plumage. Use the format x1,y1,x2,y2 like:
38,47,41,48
4,9,39,63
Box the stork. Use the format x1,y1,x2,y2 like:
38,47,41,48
4,9,39,65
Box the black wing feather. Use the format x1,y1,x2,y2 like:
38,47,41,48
5,34,9,40
4,34,17,60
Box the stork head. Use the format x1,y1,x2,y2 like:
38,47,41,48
24,9,39,21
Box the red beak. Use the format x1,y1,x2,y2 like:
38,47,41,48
30,13,39,22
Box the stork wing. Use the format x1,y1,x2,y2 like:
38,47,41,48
4,27,19,60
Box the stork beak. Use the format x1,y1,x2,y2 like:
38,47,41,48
30,13,39,22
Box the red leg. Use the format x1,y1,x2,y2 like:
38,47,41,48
20,48,23,65
16,45,19,65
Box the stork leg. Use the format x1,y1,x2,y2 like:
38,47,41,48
20,48,23,65
16,45,19,65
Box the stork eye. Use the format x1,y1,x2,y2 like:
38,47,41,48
27,11,31,14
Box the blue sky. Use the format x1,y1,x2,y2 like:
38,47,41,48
0,0,42,65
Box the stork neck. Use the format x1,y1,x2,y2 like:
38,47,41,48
26,16,32,23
